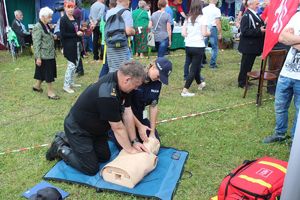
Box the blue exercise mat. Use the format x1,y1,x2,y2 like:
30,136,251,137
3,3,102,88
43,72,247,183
44,141,188,200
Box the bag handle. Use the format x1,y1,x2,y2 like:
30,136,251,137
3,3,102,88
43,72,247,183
154,11,163,31
136,9,146,21
116,8,129,16
224,159,256,198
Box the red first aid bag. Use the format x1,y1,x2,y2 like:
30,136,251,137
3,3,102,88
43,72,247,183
218,157,288,200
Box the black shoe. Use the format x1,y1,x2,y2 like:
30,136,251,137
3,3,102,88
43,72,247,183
46,132,68,161
77,72,84,77
32,87,43,93
263,134,287,144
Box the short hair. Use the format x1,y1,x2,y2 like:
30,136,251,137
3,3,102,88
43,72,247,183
39,7,54,20
158,0,167,9
138,0,147,9
14,10,22,17
109,0,117,8
119,60,146,81
246,0,256,6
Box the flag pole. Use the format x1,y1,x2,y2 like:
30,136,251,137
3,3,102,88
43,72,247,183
256,59,265,106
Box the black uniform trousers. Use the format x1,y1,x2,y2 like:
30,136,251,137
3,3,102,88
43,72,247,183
62,113,110,175
238,53,258,87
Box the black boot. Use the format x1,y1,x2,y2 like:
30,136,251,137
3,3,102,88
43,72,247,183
45,132,68,161
57,145,96,175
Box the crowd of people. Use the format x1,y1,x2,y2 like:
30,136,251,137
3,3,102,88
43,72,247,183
8,0,299,176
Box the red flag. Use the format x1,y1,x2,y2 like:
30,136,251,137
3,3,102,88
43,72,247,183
262,0,299,59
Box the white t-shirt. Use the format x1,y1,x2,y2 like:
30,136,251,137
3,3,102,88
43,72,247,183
202,4,221,27
280,12,300,80
184,15,207,48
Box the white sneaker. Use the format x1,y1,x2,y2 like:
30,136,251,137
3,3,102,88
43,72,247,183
198,82,206,90
63,87,75,94
71,83,81,88
181,91,195,97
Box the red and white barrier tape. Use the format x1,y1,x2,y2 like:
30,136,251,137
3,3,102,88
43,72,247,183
0,144,49,155
56,53,186,67
0,98,273,156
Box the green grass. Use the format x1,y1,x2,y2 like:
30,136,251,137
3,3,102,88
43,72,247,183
0,49,294,200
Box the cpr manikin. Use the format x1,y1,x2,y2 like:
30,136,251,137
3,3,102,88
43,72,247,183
101,137,160,188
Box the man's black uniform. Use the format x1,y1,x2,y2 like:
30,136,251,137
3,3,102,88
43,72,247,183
61,72,131,175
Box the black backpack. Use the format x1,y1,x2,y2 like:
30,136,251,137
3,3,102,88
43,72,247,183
105,9,128,48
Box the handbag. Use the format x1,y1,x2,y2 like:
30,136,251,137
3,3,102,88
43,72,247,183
147,31,155,47
147,12,163,47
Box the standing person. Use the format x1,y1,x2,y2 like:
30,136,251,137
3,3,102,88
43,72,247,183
132,0,150,58
202,0,222,69
74,3,85,77
11,10,32,49
89,0,106,61
168,0,187,23
46,61,148,176
149,0,172,58
98,0,117,78
60,1,83,94
263,3,300,144
165,1,174,55
180,0,210,97
32,7,59,100
105,0,135,72
237,0,265,88
165,1,174,31
236,0,247,28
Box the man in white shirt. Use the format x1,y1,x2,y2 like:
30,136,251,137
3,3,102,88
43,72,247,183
263,5,300,144
202,0,222,69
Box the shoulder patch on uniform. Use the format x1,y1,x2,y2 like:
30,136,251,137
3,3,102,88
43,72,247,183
98,82,117,98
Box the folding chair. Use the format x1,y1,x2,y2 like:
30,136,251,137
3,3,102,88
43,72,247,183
243,49,287,99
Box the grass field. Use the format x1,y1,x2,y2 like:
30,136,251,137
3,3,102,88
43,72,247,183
0,49,294,200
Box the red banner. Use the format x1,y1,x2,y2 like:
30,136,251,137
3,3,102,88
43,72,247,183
262,0,299,59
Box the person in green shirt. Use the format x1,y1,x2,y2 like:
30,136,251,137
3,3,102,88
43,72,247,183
132,0,150,58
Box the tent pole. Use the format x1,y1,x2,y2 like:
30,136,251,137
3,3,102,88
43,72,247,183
3,0,9,27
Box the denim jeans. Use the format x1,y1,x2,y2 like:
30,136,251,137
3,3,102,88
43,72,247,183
155,38,169,57
208,26,218,67
274,75,300,138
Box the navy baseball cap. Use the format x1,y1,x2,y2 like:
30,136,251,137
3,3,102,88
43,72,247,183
29,187,62,200
155,57,172,85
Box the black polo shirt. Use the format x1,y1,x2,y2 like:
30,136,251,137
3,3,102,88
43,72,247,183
70,72,131,136
131,80,162,121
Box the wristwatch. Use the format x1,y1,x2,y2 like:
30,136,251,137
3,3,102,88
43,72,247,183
131,138,140,145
